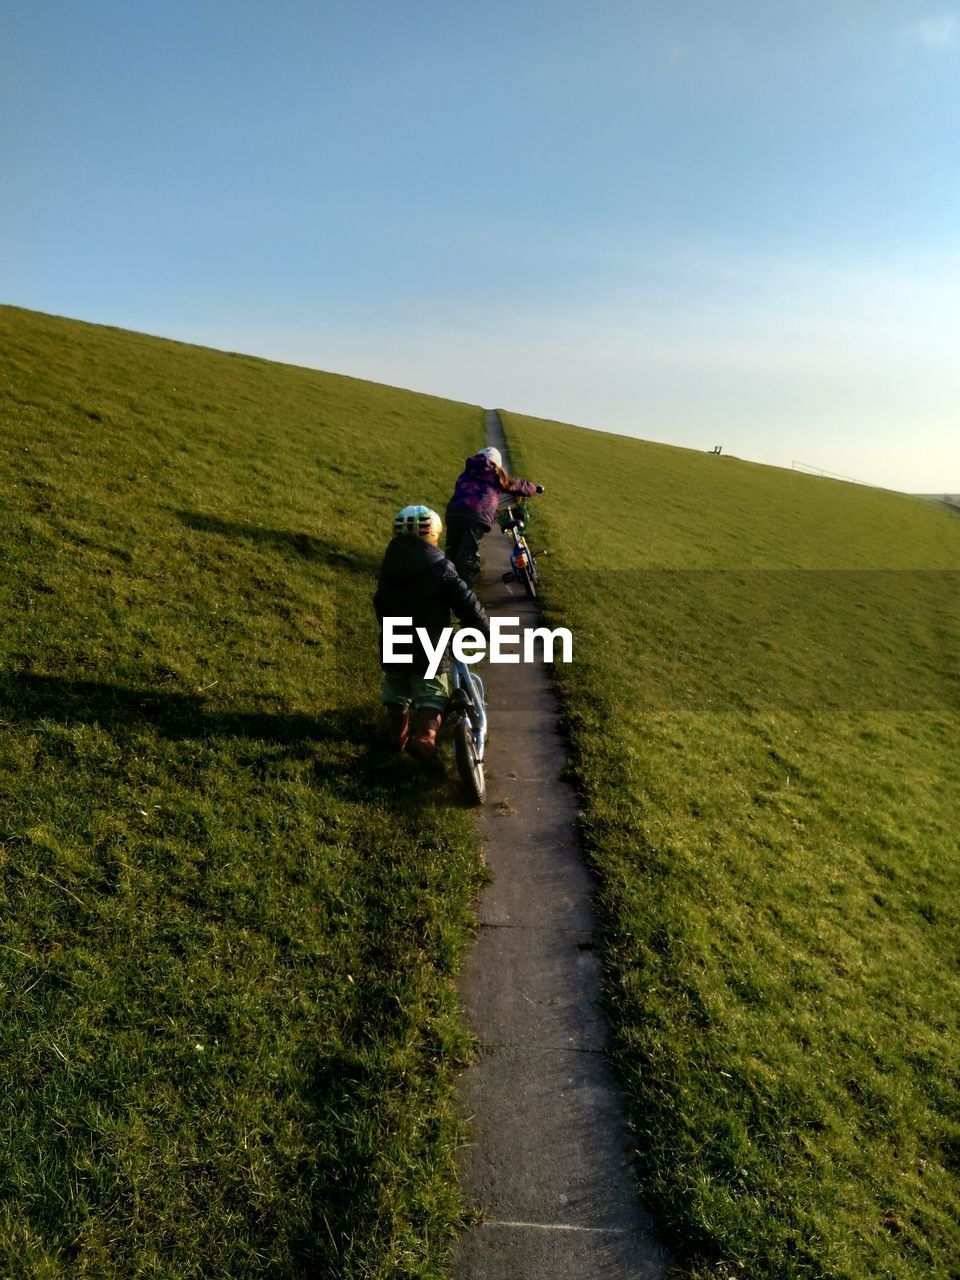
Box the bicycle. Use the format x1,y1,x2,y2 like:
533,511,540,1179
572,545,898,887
447,655,487,805
497,494,546,599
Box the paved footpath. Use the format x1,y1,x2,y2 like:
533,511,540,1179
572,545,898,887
446,412,672,1280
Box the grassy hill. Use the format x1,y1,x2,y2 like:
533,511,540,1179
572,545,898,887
0,304,488,1278
504,409,960,1279
4,302,959,1279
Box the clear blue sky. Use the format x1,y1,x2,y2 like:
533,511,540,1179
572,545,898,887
4,1,958,491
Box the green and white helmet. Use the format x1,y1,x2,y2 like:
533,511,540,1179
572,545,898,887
393,504,442,540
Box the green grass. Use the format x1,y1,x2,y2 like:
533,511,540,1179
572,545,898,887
0,304,489,1278
503,410,960,1279
6,301,959,1278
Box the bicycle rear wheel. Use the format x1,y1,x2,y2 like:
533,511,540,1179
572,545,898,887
454,719,485,805
516,563,537,599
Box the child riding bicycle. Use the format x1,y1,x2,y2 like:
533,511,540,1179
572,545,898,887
444,446,543,589
373,504,489,770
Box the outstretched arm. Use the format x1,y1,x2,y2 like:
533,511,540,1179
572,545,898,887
505,477,540,496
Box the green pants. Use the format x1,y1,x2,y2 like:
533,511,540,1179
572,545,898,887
381,669,450,713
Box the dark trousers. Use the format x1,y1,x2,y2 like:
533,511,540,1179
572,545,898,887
445,516,488,589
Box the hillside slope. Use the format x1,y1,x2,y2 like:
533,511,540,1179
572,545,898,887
0,304,486,1279
504,408,960,1279
6,302,957,1279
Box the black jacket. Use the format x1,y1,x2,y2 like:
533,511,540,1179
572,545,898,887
373,537,490,675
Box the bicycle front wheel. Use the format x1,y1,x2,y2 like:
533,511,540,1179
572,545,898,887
454,719,485,805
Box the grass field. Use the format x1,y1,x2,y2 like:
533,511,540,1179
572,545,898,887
5,302,959,1279
503,410,960,1278
0,305,489,1278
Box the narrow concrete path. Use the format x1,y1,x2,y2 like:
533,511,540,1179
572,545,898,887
447,412,672,1280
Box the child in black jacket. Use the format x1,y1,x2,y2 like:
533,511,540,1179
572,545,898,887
373,504,489,768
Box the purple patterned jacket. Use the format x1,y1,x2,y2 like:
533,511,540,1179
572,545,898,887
445,454,539,529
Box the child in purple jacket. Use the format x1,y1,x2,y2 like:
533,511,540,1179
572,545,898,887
444,447,543,588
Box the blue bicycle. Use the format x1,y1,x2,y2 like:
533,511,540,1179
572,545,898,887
447,655,487,805
497,494,545,599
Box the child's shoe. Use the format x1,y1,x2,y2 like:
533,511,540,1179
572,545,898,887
410,709,444,772
386,703,410,751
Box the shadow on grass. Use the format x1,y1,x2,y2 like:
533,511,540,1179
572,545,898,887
176,511,381,575
2,671,350,742
0,671,465,808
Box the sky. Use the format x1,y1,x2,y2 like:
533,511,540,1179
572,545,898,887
3,0,959,492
